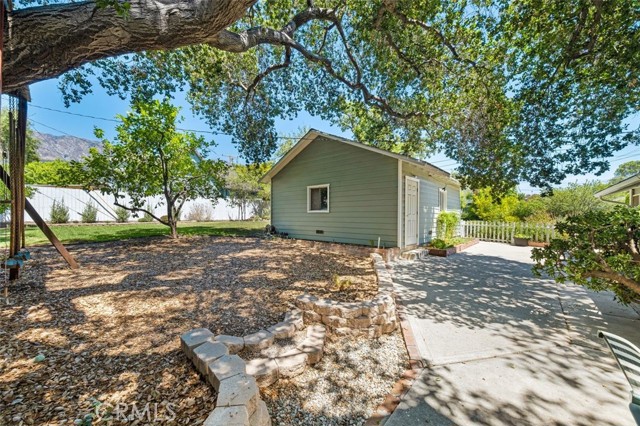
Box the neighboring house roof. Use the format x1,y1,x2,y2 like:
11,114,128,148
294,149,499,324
261,129,459,185
595,173,640,199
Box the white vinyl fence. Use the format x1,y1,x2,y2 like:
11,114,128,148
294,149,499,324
462,220,557,244
25,185,258,223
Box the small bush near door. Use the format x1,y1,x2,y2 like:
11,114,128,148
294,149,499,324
436,211,460,240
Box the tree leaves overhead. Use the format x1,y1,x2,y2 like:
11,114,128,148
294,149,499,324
52,0,640,192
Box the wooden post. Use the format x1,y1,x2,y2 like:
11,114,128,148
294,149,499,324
7,96,27,279
0,164,79,269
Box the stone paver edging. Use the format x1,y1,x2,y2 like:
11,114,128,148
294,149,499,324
295,253,398,338
179,252,399,425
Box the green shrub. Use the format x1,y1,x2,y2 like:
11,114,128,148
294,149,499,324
514,233,532,239
81,202,98,223
436,211,460,240
50,198,70,224
138,213,153,222
532,205,640,304
430,239,451,249
429,237,472,249
115,207,130,223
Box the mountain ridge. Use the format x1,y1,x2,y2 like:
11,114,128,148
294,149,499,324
34,131,102,162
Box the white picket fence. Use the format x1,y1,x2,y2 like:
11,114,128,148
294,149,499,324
462,220,557,244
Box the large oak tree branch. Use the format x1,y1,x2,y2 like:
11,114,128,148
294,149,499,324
4,1,427,121
4,0,257,91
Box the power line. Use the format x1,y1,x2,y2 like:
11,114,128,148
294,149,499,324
27,103,640,166
28,118,75,138
31,104,119,123
30,104,303,139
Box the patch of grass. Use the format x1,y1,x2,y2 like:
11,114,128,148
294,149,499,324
9,221,268,246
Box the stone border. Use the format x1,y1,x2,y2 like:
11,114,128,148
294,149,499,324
180,328,271,425
179,252,400,425
294,253,398,338
180,313,324,426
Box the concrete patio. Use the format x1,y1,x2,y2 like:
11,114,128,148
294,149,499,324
387,242,640,426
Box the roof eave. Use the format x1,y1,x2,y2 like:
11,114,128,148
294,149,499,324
595,174,640,199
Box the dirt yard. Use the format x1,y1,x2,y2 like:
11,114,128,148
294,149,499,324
0,236,379,425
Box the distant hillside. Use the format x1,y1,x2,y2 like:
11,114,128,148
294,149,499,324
34,131,102,162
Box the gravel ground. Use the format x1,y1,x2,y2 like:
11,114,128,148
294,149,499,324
0,236,379,425
262,332,408,426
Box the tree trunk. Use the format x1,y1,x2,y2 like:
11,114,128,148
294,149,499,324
166,202,178,239
3,0,257,92
169,220,178,239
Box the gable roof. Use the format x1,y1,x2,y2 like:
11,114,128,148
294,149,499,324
260,129,459,185
595,173,640,199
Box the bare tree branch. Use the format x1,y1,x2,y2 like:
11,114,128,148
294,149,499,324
114,200,167,225
246,46,291,101
584,270,640,295
388,8,479,68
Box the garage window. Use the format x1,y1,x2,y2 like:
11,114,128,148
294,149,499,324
307,184,330,213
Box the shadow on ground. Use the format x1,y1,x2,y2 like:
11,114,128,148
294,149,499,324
0,235,376,425
388,243,638,426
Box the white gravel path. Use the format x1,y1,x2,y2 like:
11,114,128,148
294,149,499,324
263,331,408,425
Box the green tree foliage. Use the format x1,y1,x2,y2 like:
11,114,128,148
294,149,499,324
467,181,611,223
25,160,84,186
273,126,310,161
0,109,40,164
541,181,609,220
83,99,227,238
463,188,523,222
611,161,640,184
50,198,70,224
226,163,271,220
532,206,640,304
54,1,639,194
80,201,98,223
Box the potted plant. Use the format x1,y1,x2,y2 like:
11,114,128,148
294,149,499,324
513,233,531,247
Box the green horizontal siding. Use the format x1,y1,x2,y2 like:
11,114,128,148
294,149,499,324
447,190,462,211
418,179,440,244
271,137,398,247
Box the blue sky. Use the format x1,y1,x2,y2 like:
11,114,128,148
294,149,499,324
24,77,640,195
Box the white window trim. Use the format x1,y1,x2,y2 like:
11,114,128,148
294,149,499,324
439,188,448,211
404,176,420,247
307,184,330,213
